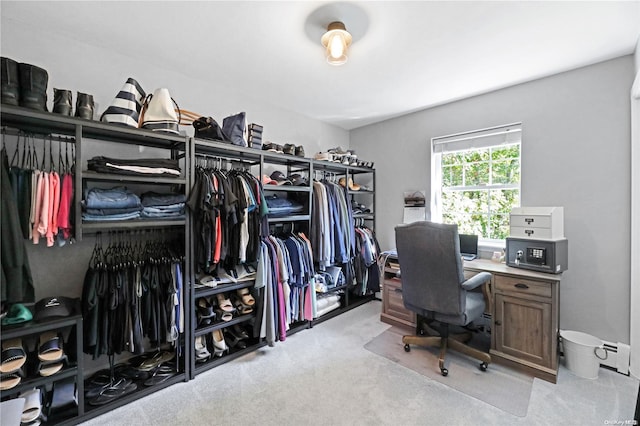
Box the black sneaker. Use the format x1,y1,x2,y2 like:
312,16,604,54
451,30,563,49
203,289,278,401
295,145,305,157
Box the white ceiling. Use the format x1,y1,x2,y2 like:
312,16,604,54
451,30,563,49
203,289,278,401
2,1,640,130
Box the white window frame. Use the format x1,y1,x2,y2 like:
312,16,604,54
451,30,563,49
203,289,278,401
430,123,522,244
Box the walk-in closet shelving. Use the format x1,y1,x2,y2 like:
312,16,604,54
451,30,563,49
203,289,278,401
188,138,268,378
309,159,378,325
2,104,377,422
1,105,190,425
0,312,84,424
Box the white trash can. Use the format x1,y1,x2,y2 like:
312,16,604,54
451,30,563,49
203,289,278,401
560,330,608,379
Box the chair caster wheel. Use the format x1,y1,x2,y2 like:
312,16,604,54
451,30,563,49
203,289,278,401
440,368,448,377
404,344,411,352
479,362,488,372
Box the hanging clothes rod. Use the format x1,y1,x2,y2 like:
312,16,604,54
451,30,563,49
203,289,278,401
1,127,76,144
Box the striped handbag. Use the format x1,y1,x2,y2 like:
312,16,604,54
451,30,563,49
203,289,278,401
100,78,146,127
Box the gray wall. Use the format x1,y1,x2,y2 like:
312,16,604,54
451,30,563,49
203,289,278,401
1,15,349,303
350,56,634,344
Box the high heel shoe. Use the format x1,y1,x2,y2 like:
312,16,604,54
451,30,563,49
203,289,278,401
216,293,235,313
194,336,210,363
224,328,247,350
211,330,228,357
197,297,216,327
237,288,255,307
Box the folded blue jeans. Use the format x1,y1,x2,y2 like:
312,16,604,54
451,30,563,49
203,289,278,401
82,211,141,221
84,186,141,209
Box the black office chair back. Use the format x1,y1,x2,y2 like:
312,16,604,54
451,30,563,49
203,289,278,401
395,221,466,317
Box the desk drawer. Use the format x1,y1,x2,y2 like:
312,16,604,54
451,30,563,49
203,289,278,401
494,275,552,298
384,285,414,323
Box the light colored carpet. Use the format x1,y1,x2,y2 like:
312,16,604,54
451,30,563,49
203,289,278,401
79,300,639,426
364,326,533,417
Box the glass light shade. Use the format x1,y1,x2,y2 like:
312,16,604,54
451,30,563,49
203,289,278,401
321,21,352,66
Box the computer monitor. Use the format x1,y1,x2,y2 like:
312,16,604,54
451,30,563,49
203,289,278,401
459,234,478,261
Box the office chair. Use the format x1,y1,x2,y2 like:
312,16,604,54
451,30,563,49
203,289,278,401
395,221,492,376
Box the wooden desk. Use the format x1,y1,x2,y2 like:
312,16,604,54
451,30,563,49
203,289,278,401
380,256,562,383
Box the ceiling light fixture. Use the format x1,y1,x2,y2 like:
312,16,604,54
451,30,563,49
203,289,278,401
321,21,352,66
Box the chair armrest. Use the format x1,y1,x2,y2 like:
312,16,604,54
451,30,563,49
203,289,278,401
461,271,492,291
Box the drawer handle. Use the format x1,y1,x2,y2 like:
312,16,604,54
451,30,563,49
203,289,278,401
514,283,529,289
394,288,403,293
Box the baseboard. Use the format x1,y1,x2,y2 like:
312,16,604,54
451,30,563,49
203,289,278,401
600,340,631,375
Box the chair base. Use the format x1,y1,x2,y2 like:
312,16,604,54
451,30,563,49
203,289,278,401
402,330,491,376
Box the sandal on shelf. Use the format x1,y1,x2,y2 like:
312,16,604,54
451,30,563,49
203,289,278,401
233,298,253,315
1,338,27,373
237,288,255,306
136,351,175,372
88,378,137,406
216,293,235,313
38,331,64,362
195,336,210,363
143,364,176,387
224,328,247,350
20,388,42,424
38,354,68,377
215,309,234,322
0,368,25,390
197,297,216,326
198,274,218,288
117,365,149,381
211,329,228,357
47,376,77,417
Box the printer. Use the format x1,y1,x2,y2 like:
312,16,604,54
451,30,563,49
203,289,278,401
506,207,568,274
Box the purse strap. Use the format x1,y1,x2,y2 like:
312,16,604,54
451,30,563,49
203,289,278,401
176,109,202,126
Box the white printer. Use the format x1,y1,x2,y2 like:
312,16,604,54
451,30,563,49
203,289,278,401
506,207,568,274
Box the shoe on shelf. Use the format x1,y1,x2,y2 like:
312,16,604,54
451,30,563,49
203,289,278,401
338,177,360,191
328,146,348,155
211,330,228,357
216,293,235,313
283,144,295,155
295,145,305,157
314,152,331,161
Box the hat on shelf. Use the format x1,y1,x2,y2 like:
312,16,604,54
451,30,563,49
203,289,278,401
269,171,292,186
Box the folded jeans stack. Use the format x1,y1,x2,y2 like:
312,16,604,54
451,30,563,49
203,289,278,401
82,186,142,221
87,156,181,177
140,191,186,219
264,194,304,217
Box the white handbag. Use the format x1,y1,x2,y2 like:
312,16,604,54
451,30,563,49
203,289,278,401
140,88,180,134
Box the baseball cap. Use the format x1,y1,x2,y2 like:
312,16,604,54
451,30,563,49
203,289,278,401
288,173,308,186
270,171,292,186
262,174,277,185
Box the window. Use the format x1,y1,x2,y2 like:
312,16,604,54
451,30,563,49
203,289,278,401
431,123,521,241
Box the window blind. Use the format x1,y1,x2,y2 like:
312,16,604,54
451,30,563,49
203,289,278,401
432,122,522,154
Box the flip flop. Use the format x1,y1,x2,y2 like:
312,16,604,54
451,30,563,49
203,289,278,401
143,364,176,386
38,331,64,362
1,338,27,373
19,388,42,424
136,351,175,372
88,378,137,406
